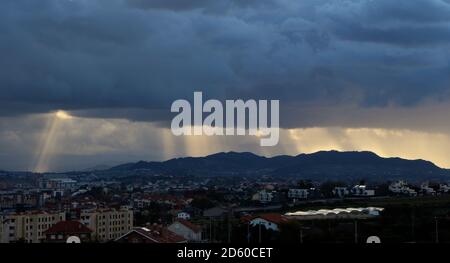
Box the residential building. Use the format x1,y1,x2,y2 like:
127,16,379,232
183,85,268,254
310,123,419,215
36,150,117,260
0,210,66,243
79,206,133,242
243,214,290,232
203,206,227,218
287,189,308,199
0,191,40,209
39,178,77,191
420,182,436,195
439,183,450,193
115,226,187,243
333,187,349,198
44,220,93,243
177,211,191,220
252,190,274,204
168,219,202,242
351,185,375,197
389,180,417,196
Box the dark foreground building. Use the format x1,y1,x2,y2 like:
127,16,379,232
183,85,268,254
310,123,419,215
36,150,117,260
44,221,93,243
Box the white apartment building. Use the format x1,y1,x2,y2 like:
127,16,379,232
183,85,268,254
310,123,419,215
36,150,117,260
439,184,450,193
247,214,289,232
79,206,133,242
133,198,151,209
333,187,350,198
288,189,309,199
0,211,66,243
177,212,191,220
253,190,274,204
389,180,417,196
351,185,375,197
168,220,202,242
420,182,436,195
39,178,77,190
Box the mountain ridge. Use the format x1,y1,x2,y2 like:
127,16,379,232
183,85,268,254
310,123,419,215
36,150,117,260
107,150,450,182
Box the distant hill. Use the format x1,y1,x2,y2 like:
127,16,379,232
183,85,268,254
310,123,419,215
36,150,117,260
108,151,450,182
81,164,113,172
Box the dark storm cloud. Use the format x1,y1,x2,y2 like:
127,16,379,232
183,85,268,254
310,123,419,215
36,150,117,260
127,0,277,12
1,0,450,128
127,0,210,11
332,24,450,47
319,0,450,46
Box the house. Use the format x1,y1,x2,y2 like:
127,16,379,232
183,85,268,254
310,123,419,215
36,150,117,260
287,189,308,199
420,182,436,195
39,178,77,191
439,184,450,193
167,219,202,242
177,211,191,220
242,214,289,232
333,187,349,198
252,190,274,204
203,207,227,218
44,221,92,243
351,185,375,197
78,206,133,242
115,226,187,243
0,210,66,243
389,180,417,196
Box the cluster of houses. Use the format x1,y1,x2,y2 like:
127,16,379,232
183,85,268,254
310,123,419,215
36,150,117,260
3,172,450,244
252,184,377,204
251,180,450,204
333,185,375,198
0,204,205,244
388,180,450,196
114,219,202,244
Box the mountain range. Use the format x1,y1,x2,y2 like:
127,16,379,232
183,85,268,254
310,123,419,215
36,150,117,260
106,151,450,182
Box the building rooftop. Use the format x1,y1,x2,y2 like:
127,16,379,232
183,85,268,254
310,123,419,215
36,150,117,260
117,226,187,243
44,220,92,235
242,213,290,225
174,219,202,233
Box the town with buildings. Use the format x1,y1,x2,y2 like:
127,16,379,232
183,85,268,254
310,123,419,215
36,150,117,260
2,170,450,244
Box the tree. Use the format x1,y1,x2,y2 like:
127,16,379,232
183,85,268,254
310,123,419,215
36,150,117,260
320,181,346,198
297,180,313,189
191,197,215,210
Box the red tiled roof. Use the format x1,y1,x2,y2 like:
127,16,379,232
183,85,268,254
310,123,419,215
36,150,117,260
44,221,93,235
258,214,290,224
240,214,254,223
124,227,187,243
175,219,202,233
241,213,290,225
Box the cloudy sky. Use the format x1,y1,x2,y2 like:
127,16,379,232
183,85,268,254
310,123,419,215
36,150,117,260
2,0,450,172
